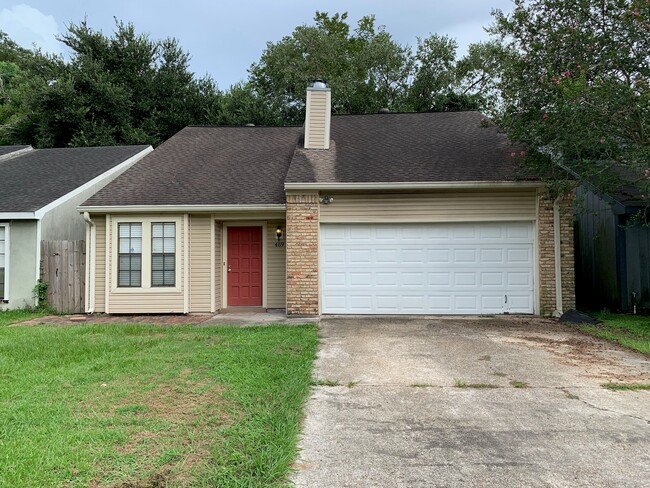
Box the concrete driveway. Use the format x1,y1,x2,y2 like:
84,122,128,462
291,316,650,487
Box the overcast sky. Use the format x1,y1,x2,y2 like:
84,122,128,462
0,0,514,89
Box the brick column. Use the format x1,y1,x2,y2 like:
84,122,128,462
537,194,576,316
538,196,556,315
559,197,576,311
286,193,319,315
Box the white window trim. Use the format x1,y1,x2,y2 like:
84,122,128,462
111,216,183,294
0,223,9,302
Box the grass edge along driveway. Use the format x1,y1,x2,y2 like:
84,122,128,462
581,312,650,356
0,318,318,487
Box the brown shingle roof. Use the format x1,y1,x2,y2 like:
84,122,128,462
83,126,302,207
82,111,532,208
286,111,529,183
0,145,149,212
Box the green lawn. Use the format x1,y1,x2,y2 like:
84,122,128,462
579,313,650,355
0,320,318,487
0,308,50,327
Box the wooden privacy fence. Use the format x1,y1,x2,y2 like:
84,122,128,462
41,240,85,313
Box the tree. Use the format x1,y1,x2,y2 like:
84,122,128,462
0,32,61,145
1,21,221,147
489,0,650,198
249,12,412,123
406,34,476,112
249,12,496,123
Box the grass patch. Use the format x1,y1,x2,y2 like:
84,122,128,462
410,383,434,388
602,383,650,391
510,380,529,388
346,381,359,388
0,307,50,327
578,313,650,355
454,379,499,389
0,322,317,487
311,378,340,387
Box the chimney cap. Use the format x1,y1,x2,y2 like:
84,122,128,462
245,123,255,127
378,107,390,114
310,79,328,89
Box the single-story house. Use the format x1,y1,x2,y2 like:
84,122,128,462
0,144,152,309
575,183,650,311
79,83,575,316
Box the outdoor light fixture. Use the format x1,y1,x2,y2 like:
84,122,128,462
319,195,334,204
276,226,284,241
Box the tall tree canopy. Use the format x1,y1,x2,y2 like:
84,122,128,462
0,21,219,147
489,0,650,197
249,12,486,124
0,12,501,147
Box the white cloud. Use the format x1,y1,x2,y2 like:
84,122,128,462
0,4,61,54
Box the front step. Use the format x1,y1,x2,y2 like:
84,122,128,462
220,307,267,314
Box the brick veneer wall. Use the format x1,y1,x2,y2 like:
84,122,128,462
286,193,319,315
537,194,576,315
559,197,576,311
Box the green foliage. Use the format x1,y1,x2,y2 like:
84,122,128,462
249,12,491,123
488,0,650,197
602,382,650,390
31,279,48,308
0,21,219,147
0,323,318,486
583,312,650,354
0,308,50,327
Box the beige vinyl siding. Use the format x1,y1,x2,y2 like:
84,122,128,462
94,217,106,312
266,221,287,308
215,222,222,310
107,214,185,314
305,89,331,149
189,215,212,312
319,190,537,223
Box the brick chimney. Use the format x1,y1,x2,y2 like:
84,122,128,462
304,80,331,149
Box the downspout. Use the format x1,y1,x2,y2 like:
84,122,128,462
34,220,41,308
553,197,563,317
83,212,96,313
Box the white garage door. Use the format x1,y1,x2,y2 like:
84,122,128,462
321,222,535,314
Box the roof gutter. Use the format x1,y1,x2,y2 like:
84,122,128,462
284,181,544,191
0,212,36,220
77,204,287,213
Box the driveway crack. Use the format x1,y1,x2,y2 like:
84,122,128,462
573,396,650,424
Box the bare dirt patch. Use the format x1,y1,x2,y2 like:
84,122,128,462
14,314,213,327
511,334,650,382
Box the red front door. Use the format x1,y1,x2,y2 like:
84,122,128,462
227,226,263,307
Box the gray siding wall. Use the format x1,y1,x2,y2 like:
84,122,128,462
40,161,144,241
0,220,38,309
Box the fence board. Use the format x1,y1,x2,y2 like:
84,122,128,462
41,240,85,313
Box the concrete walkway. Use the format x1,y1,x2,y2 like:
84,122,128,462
291,316,650,488
201,309,319,326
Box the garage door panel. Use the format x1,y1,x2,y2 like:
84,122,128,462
428,272,451,286
321,223,534,314
428,249,451,263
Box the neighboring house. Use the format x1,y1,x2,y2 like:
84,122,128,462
0,144,152,309
575,185,650,311
79,83,575,316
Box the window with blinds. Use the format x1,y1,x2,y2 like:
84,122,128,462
118,223,142,287
151,223,175,287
